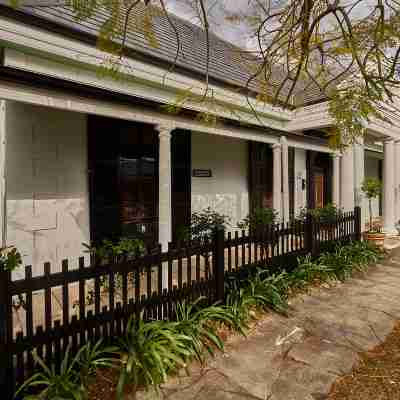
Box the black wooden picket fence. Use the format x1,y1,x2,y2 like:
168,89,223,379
0,207,361,399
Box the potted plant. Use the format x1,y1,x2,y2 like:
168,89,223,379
361,177,384,246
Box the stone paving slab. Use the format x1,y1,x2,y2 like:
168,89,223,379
134,248,400,400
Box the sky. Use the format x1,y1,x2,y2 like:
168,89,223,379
163,0,376,50
164,0,255,48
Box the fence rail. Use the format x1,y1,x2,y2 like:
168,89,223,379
0,207,361,399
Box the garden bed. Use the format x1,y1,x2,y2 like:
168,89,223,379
328,320,400,400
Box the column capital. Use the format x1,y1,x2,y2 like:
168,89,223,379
272,142,281,150
155,123,175,138
332,151,341,159
279,135,288,144
354,136,364,146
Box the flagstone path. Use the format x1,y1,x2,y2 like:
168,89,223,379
139,247,400,400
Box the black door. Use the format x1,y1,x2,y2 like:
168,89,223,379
171,130,191,241
88,116,158,245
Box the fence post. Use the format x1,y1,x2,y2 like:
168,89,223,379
354,206,362,241
304,213,316,256
213,228,225,303
0,269,14,400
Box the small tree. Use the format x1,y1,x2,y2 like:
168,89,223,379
361,178,382,233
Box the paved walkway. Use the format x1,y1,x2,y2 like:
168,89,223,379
143,247,400,400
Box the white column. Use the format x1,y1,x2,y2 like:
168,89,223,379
0,101,6,248
383,138,396,234
340,145,355,212
280,136,290,223
395,140,400,223
272,143,282,220
332,152,340,207
157,124,174,251
353,137,366,230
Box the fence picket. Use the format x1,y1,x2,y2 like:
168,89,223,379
177,241,183,289
186,245,192,286
44,263,52,366
234,231,239,270
168,242,173,290
24,266,34,374
227,232,232,272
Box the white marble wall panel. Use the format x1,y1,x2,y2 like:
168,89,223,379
5,101,89,277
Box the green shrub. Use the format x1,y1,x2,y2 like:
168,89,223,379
224,268,289,334
224,289,254,335
237,207,278,230
0,245,22,272
177,207,230,242
76,340,118,388
245,270,289,314
17,346,84,400
16,341,117,400
288,255,335,289
79,238,146,308
83,237,145,264
116,317,193,399
297,204,343,224
317,240,383,281
174,298,233,364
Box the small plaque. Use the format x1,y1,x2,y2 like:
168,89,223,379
193,169,212,178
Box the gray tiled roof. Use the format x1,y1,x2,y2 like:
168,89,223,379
2,1,327,107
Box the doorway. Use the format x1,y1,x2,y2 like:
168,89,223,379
314,169,325,208
88,116,158,244
249,142,273,210
307,151,332,209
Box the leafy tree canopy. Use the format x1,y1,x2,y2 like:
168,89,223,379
9,0,400,147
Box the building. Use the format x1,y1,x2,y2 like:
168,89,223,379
0,1,398,276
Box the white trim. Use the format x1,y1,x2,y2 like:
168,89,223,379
291,101,400,139
0,80,334,153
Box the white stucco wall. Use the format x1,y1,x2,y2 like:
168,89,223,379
5,101,89,277
294,148,307,216
191,132,249,230
364,152,382,224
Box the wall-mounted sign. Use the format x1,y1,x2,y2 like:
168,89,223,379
193,169,212,178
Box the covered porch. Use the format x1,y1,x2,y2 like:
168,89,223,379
0,95,336,275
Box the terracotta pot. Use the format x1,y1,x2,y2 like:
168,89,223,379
365,232,385,247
